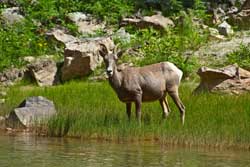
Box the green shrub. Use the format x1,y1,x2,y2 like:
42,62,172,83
119,11,208,77
80,0,135,24
227,44,250,70
0,21,56,71
0,0,209,72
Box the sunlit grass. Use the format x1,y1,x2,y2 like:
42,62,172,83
1,81,250,149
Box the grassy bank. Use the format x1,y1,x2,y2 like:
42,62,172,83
1,81,250,150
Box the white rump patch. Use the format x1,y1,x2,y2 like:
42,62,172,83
166,62,183,83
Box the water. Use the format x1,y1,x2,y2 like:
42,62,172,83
0,133,249,167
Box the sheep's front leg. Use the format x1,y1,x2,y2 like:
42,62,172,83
135,95,142,124
126,103,132,121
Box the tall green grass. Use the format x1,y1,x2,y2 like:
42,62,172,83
1,81,250,149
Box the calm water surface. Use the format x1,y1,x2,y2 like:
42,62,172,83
0,133,249,167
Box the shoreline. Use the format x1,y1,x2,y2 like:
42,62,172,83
0,128,249,151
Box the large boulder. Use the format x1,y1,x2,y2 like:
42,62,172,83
1,7,25,25
27,59,58,86
6,96,57,128
61,37,114,81
120,12,174,30
194,65,250,94
67,12,105,35
46,28,115,81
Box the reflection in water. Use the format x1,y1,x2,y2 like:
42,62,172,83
0,133,249,167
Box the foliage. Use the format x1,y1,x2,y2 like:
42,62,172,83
227,44,250,70
0,21,56,71
120,11,208,77
16,0,135,25
0,0,210,72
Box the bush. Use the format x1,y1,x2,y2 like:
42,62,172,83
0,21,56,71
227,44,250,70
0,0,209,72
119,11,208,77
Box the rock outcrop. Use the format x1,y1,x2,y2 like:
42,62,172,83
47,28,115,81
61,37,114,81
194,65,250,94
67,12,105,35
6,96,57,128
46,28,78,45
193,33,250,61
120,12,174,30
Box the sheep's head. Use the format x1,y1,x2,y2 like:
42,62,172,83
99,44,123,77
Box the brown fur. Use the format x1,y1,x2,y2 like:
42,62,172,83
99,44,185,124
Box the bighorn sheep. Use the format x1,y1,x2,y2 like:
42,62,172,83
99,44,185,125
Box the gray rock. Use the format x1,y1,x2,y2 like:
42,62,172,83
68,12,89,22
212,7,226,24
23,56,36,63
0,68,25,86
218,21,234,36
61,37,115,81
194,32,250,61
67,12,105,35
6,96,57,128
113,27,131,43
208,27,225,40
227,6,239,14
46,28,115,81
1,7,25,25
46,28,78,45
229,9,250,29
0,0,18,6
27,59,58,86
120,12,174,30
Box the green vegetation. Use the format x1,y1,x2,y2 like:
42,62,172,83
0,0,209,74
2,81,250,149
0,22,57,70
1,0,250,150
121,11,207,76
227,44,250,70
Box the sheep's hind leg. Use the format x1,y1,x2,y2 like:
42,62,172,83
168,87,185,125
159,97,170,119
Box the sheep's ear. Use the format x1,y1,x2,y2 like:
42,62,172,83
99,44,108,57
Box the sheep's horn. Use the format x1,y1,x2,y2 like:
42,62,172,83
99,43,108,57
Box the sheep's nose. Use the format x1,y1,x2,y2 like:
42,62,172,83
107,69,113,75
